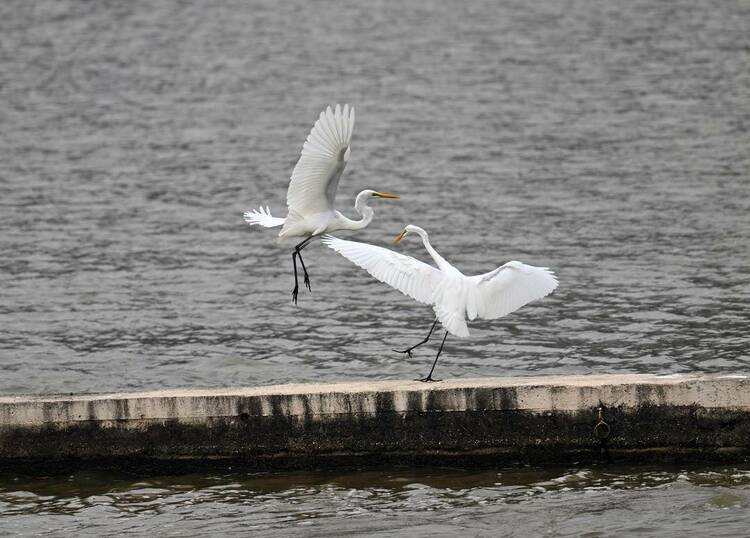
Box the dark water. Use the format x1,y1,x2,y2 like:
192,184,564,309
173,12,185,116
1,0,749,535
1,465,749,537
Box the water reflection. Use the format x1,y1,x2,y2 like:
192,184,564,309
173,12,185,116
1,466,749,534
3,465,750,514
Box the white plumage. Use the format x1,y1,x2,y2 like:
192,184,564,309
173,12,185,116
284,103,355,227
242,104,400,304
323,226,558,339
322,235,441,306
243,206,285,228
242,104,358,238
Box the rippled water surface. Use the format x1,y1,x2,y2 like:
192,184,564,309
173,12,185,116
1,0,748,393
1,465,750,536
1,0,749,534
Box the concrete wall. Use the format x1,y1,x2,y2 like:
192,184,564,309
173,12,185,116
1,374,749,470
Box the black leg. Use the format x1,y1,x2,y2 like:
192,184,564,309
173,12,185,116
291,251,300,304
418,331,448,383
290,237,315,303
393,319,438,357
297,250,311,291
296,237,314,293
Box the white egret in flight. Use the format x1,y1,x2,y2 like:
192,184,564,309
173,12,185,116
243,104,400,303
323,225,558,381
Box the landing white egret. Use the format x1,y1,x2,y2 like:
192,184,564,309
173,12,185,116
243,104,400,303
323,225,558,381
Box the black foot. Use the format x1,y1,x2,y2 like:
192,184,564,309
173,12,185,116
303,273,311,292
392,320,438,360
291,286,299,304
417,375,441,383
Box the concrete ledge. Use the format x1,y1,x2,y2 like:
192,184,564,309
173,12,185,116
1,374,750,470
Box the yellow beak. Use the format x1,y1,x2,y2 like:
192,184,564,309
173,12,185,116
393,229,408,244
373,192,400,199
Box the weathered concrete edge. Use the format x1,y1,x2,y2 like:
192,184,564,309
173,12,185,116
2,374,749,427
2,374,750,468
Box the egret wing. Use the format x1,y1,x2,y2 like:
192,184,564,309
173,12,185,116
322,235,441,305
466,261,558,321
285,104,355,218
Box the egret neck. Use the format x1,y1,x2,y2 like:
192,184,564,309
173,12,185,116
409,226,453,272
336,190,398,231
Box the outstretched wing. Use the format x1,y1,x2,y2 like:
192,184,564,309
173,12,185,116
466,261,558,321
322,235,441,305
285,104,355,218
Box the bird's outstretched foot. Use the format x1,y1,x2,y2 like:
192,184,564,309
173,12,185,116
417,375,441,383
392,348,414,358
303,272,311,292
291,285,299,304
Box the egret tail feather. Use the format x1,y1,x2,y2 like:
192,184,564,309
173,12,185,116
243,206,285,228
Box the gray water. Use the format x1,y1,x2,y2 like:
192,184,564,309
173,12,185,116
1,0,749,535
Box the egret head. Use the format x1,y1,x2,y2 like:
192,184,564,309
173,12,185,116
357,189,400,201
393,224,421,244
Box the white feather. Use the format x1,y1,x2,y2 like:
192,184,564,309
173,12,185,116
243,206,285,228
323,226,558,338
321,235,440,305
467,261,559,321
284,104,355,222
